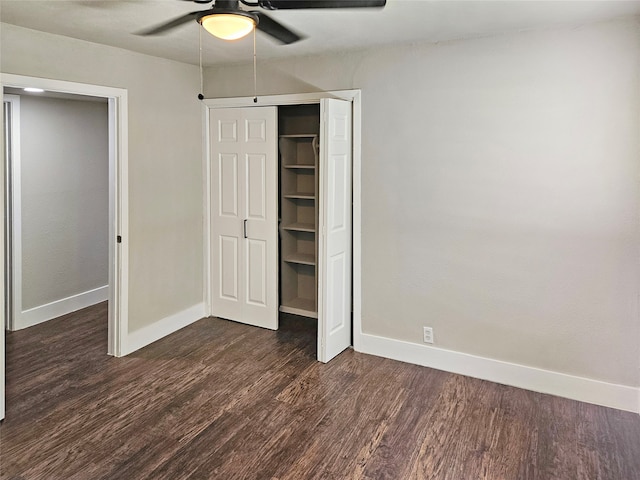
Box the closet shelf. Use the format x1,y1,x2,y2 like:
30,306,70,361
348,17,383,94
284,192,315,200
283,164,316,170
280,298,318,318
283,253,316,266
279,134,318,139
283,222,315,233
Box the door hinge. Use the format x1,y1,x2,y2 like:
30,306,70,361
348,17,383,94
117,235,122,244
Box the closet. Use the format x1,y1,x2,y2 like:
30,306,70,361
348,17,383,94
209,98,352,362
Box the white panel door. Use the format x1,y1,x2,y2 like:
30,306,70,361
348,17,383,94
318,98,352,362
210,107,278,330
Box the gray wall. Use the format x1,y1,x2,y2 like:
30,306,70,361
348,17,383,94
19,95,108,310
205,18,640,388
1,23,203,332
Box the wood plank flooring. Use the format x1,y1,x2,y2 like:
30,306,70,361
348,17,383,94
1,302,639,479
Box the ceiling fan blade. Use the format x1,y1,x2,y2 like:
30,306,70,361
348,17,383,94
137,11,202,36
255,12,304,45
261,0,385,8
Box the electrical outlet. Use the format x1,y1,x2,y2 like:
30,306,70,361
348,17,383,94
423,326,434,344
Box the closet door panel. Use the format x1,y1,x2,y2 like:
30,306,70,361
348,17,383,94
211,119,243,321
219,154,238,216
318,98,352,363
246,239,267,307
218,121,238,142
220,236,239,300
246,118,267,142
328,153,348,233
210,107,277,329
245,154,269,309
327,252,346,332
242,109,278,329
246,154,266,220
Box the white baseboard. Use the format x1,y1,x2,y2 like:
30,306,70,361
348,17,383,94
14,285,109,330
355,332,640,414
122,303,206,356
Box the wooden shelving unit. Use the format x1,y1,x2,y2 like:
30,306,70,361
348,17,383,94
279,105,320,319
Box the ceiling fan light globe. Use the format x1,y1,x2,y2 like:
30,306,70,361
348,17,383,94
201,14,256,40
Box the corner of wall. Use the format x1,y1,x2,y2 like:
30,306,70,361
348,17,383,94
121,302,207,356
355,330,640,414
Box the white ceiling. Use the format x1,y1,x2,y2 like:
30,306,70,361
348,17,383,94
2,0,640,67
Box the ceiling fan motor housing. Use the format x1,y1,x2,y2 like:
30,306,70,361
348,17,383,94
196,8,260,27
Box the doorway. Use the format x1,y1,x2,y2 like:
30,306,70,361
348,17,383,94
0,74,129,420
4,90,109,331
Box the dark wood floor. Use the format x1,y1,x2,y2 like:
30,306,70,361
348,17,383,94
1,303,639,480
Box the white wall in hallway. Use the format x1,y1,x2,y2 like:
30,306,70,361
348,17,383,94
19,94,108,313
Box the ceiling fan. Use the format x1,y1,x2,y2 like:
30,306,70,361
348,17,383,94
140,0,387,44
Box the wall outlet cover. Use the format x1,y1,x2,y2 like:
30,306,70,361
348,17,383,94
423,326,434,344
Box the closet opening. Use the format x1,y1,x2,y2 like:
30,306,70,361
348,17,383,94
278,104,321,321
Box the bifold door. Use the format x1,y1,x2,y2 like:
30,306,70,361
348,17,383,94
210,106,278,330
318,98,353,363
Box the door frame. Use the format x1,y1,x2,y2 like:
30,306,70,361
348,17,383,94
3,94,20,334
1,73,129,358
202,90,363,352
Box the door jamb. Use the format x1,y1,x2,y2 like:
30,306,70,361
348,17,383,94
1,73,129,357
202,90,363,351
3,94,19,332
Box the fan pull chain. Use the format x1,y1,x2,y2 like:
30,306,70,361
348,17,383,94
198,25,204,100
253,27,258,103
